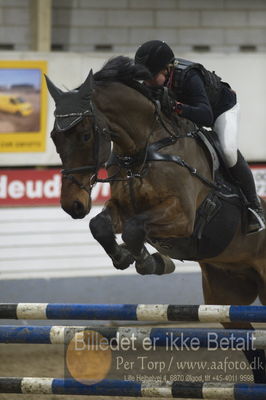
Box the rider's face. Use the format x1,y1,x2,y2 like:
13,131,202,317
146,67,169,86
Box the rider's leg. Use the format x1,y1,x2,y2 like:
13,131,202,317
229,151,265,232
213,103,265,234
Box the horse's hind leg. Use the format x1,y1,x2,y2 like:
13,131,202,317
122,196,195,275
133,244,175,275
89,207,134,270
122,217,176,275
200,262,266,383
121,216,163,274
200,262,259,306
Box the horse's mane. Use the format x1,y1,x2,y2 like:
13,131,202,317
94,56,152,83
93,56,154,101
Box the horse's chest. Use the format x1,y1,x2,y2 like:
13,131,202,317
114,180,159,215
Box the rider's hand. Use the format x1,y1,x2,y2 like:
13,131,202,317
161,88,182,116
174,101,183,114
148,86,164,101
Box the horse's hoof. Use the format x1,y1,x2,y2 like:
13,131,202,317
135,256,155,275
135,252,175,275
153,253,175,275
111,244,135,270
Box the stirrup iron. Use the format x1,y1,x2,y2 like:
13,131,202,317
247,207,266,234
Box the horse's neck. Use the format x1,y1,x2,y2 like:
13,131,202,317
94,83,155,154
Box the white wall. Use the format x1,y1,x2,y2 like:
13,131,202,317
0,205,203,304
0,51,265,165
0,205,199,280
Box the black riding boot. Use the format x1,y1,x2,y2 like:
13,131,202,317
229,150,265,234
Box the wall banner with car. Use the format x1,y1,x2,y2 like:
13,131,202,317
0,60,47,153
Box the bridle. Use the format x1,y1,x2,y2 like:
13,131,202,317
59,99,161,193
56,102,111,194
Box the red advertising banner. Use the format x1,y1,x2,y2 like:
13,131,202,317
0,168,110,206
0,166,265,207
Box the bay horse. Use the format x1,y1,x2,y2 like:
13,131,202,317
46,57,266,382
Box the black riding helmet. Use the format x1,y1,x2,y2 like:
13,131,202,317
134,40,175,77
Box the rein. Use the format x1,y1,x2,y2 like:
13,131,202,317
146,134,222,191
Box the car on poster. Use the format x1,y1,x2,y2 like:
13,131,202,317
0,94,33,117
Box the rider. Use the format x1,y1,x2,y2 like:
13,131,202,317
134,40,265,235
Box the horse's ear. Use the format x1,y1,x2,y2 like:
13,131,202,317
79,69,94,98
45,74,63,102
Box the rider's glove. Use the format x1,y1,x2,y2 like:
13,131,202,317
174,101,183,114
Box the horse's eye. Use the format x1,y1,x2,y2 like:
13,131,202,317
83,133,90,142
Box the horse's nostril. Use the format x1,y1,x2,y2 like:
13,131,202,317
72,201,85,218
73,200,83,211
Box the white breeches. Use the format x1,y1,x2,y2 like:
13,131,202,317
213,103,240,168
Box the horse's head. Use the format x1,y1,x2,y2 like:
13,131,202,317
46,71,111,219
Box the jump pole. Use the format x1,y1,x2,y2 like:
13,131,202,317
0,378,266,399
1,303,266,323
0,325,266,349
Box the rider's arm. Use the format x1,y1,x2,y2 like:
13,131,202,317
175,70,213,127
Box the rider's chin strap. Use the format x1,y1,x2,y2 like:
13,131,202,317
166,67,175,89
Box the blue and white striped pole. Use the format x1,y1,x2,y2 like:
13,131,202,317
1,303,266,323
0,378,266,399
0,325,265,349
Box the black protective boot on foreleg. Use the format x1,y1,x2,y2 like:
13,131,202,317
229,150,265,234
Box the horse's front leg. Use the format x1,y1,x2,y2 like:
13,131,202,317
122,196,194,275
89,204,134,270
